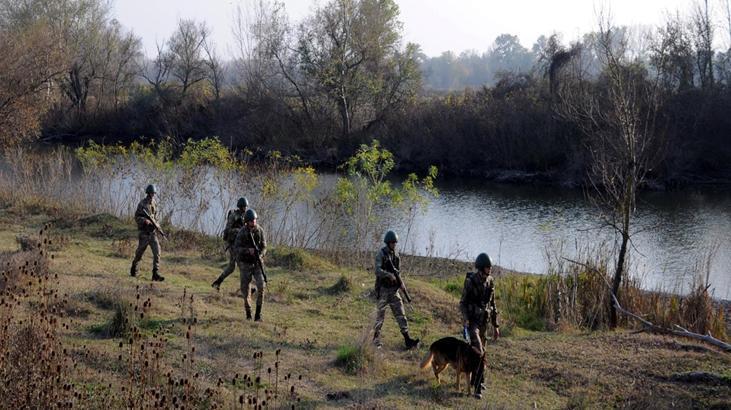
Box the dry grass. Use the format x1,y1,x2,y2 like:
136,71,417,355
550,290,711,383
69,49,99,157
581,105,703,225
0,202,728,409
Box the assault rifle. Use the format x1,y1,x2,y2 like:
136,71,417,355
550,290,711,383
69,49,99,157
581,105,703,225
386,254,412,303
249,229,268,284
141,209,168,239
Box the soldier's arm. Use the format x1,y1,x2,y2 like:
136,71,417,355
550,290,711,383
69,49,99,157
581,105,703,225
257,228,266,257
374,250,389,279
134,201,148,226
459,277,471,324
488,278,499,328
233,229,244,255
222,211,234,239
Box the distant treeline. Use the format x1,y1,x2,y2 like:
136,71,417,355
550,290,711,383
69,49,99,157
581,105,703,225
1,0,730,186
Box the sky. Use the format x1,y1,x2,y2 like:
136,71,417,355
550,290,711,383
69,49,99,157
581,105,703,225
112,0,725,58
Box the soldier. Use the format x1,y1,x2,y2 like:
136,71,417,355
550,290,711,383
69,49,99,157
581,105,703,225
373,230,420,349
460,252,500,399
130,184,165,282
233,209,266,321
211,197,248,290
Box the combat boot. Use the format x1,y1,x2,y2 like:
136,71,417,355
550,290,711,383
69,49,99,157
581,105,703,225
245,307,252,320
254,306,262,322
211,278,222,290
151,270,165,282
402,332,420,349
372,331,383,348
130,264,138,277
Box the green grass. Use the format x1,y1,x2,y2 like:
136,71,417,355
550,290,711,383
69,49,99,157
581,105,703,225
1,203,729,409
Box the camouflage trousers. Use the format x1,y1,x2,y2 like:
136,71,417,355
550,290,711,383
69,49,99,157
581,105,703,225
239,261,265,312
214,246,237,284
131,231,160,274
373,286,409,341
466,319,488,354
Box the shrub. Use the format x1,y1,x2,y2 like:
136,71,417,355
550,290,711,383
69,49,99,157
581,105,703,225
335,344,372,375
326,275,352,295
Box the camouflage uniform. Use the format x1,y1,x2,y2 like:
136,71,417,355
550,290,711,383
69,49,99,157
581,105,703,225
459,270,499,354
130,195,161,278
234,224,267,319
212,209,246,286
373,246,409,345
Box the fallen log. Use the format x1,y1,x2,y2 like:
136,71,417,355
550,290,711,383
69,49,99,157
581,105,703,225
562,257,731,353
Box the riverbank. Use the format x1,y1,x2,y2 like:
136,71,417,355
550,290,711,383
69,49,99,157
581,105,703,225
1,201,729,408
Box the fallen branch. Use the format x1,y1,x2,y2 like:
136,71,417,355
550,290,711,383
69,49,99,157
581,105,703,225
562,257,731,352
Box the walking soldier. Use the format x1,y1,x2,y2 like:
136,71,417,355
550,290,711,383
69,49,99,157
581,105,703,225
460,252,500,399
234,209,267,321
212,197,248,290
130,184,165,282
373,230,420,349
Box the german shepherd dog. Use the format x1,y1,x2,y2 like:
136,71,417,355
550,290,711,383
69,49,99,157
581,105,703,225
419,337,484,395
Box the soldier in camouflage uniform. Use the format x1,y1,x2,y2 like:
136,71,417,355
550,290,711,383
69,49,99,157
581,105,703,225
130,184,165,281
460,252,500,399
373,230,420,349
211,197,248,290
234,209,266,321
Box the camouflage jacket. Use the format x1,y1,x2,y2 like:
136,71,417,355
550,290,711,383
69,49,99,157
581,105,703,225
374,246,400,289
223,209,246,243
234,225,266,263
459,271,499,327
134,196,158,233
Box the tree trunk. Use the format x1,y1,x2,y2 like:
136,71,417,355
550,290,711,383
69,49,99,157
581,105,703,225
610,230,629,328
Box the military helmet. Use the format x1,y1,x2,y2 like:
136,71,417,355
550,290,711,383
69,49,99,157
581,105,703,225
244,209,257,222
475,253,493,270
384,230,398,244
237,197,248,209
145,184,157,194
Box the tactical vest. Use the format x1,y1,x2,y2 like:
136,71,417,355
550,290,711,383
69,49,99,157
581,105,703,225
379,247,400,288
225,210,245,242
135,197,157,233
237,226,264,263
463,271,494,320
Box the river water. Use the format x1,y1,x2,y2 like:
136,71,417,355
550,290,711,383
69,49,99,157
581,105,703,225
97,168,731,298
394,178,731,299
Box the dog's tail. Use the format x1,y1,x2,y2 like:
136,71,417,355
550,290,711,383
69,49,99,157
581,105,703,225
419,350,434,370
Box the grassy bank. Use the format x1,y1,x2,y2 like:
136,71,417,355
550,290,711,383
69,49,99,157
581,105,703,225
1,202,729,409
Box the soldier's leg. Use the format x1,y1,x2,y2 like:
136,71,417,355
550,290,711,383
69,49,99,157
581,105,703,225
240,262,253,319
389,291,419,348
388,291,409,334
212,247,237,288
253,266,265,321
467,322,484,355
150,234,163,280
130,233,150,276
472,320,489,398
372,294,389,346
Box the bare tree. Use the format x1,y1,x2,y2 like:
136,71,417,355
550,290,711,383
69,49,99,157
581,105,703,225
168,19,209,100
557,13,665,328
202,38,225,101
691,0,715,88
0,22,65,147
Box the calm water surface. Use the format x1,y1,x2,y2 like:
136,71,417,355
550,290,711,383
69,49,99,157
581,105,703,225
396,178,731,298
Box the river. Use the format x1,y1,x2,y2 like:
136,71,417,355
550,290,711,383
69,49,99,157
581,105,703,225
395,178,730,298
95,168,731,298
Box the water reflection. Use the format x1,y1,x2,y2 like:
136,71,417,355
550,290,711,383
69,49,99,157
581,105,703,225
105,169,730,298
397,179,730,298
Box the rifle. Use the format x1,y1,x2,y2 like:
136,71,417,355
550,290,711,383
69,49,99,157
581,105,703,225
386,254,412,303
249,229,268,284
141,209,168,239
